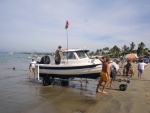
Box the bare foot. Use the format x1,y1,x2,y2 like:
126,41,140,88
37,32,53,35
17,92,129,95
110,86,113,88
101,91,108,94
27,75,31,79
96,90,101,93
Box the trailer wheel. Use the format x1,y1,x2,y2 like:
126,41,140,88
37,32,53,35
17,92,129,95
119,84,127,91
43,78,50,86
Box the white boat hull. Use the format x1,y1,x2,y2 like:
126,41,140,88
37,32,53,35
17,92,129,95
36,63,102,79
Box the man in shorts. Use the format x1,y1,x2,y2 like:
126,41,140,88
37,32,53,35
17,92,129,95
109,59,121,88
95,56,111,94
138,59,147,79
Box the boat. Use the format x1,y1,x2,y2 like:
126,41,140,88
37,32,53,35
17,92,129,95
8,52,13,54
35,49,102,86
27,56,31,59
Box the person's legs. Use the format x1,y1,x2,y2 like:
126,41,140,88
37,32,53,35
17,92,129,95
126,69,129,76
138,69,143,79
100,72,109,94
96,79,103,92
101,81,109,94
96,72,109,94
33,68,37,79
130,68,134,77
132,68,134,75
55,60,60,65
109,78,113,88
29,68,32,78
139,72,142,79
139,70,143,79
123,65,127,75
138,70,140,79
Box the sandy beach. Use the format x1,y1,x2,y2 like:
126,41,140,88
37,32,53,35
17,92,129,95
0,63,150,113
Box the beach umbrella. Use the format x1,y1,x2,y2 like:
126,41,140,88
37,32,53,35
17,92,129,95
125,54,138,59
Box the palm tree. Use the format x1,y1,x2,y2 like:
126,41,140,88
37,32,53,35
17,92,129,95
89,51,95,56
102,47,109,56
95,49,100,55
121,45,129,57
99,49,103,56
109,45,121,58
137,42,145,57
144,48,149,57
129,42,136,53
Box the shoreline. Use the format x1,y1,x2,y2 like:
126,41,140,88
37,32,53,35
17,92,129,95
0,63,150,113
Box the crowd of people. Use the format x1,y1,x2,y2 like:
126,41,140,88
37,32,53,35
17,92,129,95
95,56,148,94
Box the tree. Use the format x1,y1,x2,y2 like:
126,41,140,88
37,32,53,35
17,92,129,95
109,45,120,58
89,51,95,56
102,47,109,56
121,45,129,57
137,42,145,57
95,49,100,55
129,42,136,53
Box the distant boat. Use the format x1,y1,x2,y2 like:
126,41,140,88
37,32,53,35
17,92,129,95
36,56,41,59
27,56,31,59
9,52,13,54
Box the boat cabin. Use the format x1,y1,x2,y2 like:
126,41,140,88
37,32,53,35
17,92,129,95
60,49,94,65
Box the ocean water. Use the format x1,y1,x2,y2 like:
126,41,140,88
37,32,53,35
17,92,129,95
0,53,29,77
0,53,54,78
0,53,99,113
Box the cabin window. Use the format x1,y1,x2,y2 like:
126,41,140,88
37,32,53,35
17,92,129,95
67,52,75,59
62,52,75,59
76,51,87,59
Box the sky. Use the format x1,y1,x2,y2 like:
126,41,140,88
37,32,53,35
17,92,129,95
0,0,150,53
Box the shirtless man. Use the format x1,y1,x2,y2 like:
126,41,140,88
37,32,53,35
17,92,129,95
96,56,111,94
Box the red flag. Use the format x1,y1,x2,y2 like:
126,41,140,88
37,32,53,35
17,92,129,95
65,20,70,29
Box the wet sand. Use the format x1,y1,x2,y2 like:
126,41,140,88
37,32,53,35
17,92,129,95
0,63,150,113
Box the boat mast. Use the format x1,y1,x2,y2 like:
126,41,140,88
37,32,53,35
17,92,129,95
65,20,70,64
66,29,68,64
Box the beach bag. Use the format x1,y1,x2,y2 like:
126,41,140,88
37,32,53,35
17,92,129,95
40,55,50,64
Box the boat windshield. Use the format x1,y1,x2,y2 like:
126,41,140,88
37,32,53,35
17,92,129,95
62,52,76,59
76,51,87,59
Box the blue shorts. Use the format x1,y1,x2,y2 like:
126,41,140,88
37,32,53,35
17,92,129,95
138,69,144,74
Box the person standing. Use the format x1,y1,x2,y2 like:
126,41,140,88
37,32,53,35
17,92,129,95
109,59,122,88
55,46,63,64
29,59,37,79
95,56,111,94
138,59,147,79
123,59,134,77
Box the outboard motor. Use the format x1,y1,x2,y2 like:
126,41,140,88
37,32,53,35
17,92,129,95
40,55,50,64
